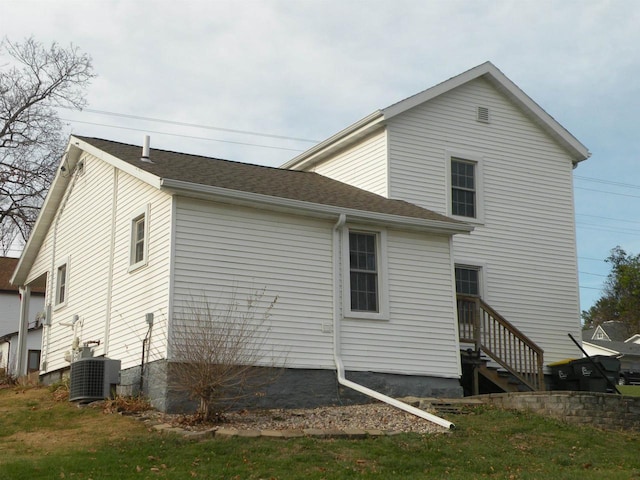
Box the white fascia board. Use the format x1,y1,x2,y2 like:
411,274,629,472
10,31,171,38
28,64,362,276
281,111,385,170
382,62,590,163
12,136,163,286
69,137,162,188
582,341,619,356
160,178,473,235
382,62,496,118
11,141,84,286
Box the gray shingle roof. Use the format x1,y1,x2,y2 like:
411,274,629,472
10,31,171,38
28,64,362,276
77,137,467,226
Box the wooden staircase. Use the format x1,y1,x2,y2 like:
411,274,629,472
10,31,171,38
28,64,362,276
457,295,545,395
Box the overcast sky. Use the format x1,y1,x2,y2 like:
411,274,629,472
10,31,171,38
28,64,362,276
2,0,639,314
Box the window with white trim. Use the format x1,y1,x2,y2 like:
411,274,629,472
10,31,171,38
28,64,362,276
455,265,480,296
451,158,476,218
344,229,388,319
447,152,484,222
129,206,149,271
55,261,68,307
349,232,379,312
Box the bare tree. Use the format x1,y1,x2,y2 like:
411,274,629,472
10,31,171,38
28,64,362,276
0,37,94,253
169,289,283,422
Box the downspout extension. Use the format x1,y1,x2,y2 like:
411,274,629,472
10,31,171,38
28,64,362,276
331,214,455,430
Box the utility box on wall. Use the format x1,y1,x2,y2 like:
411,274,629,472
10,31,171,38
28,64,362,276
69,357,121,402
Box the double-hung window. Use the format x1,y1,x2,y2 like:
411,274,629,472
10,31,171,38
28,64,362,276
54,258,69,309
448,153,483,222
455,266,480,297
129,205,149,271
451,158,476,218
345,229,388,319
56,264,67,305
349,232,379,312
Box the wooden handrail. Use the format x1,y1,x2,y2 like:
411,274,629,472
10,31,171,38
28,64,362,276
457,295,545,391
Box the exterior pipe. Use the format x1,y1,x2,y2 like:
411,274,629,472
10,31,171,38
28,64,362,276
331,214,455,430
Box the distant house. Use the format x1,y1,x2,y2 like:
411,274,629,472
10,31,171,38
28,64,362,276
583,322,640,383
10,62,589,410
0,257,45,376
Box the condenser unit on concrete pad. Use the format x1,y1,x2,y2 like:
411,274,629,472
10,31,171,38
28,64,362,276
69,357,121,402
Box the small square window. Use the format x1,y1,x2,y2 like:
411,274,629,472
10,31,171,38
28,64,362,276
455,266,480,296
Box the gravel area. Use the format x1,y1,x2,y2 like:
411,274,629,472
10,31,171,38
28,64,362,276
147,402,451,435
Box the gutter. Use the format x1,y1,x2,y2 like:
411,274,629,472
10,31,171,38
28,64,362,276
161,178,473,236
331,214,455,430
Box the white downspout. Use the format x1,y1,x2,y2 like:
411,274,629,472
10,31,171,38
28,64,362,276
16,286,31,376
332,214,455,430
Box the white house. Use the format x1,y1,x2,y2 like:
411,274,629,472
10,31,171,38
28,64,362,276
10,135,471,410
583,322,640,383
284,61,590,392
10,62,589,409
0,257,45,376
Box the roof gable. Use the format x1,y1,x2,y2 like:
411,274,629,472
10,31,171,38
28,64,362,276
284,61,590,170
593,321,631,342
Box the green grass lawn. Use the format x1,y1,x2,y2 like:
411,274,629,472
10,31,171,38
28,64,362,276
617,385,640,396
2,387,640,479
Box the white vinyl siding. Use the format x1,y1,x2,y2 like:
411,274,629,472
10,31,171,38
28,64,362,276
25,156,172,373
171,197,335,369
312,129,388,196
386,77,581,364
341,230,460,377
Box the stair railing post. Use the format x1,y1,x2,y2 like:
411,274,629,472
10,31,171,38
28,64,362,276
473,297,481,396
473,297,481,353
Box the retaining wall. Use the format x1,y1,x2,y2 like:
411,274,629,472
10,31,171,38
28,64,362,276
481,391,640,430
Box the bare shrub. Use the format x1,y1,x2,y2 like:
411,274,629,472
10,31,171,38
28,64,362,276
169,289,283,422
0,368,17,387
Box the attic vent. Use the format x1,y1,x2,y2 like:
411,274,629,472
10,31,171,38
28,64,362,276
477,106,490,123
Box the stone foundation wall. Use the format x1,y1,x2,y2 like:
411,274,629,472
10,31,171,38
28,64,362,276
481,391,640,430
119,360,464,413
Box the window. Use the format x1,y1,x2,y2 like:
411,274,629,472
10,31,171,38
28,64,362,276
349,232,378,312
133,215,145,264
447,152,484,222
56,263,67,306
344,229,388,319
129,205,149,271
455,266,480,296
451,158,476,218
27,350,41,373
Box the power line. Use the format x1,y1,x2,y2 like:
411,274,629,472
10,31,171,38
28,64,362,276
576,213,640,225
61,119,307,153
578,256,605,262
576,222,640,235
574,186,640,199
58,106,320,143
575,175,640,190
579,271,607,277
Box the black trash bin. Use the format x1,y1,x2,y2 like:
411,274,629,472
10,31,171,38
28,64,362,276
548,359,579,391
570,356,620,393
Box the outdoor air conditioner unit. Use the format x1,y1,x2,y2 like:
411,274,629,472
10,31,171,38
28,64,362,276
69,357,121,402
